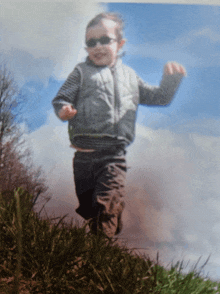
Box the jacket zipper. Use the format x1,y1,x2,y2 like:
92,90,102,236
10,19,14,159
110,67,120,136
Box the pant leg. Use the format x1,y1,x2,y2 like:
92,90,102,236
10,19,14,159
92,151,127,237
73,152,99,219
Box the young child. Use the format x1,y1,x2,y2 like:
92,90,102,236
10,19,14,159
52,12,186,238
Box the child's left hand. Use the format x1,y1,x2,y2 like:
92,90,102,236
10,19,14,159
164,62,187,77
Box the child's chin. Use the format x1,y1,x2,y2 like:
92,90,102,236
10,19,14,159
95,61,108,66
92,58,109,66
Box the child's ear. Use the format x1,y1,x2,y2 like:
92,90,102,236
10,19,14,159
119,38,126,49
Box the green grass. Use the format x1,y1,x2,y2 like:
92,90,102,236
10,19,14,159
0,189,219,294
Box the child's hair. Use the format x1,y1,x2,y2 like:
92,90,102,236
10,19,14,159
86,12,124,42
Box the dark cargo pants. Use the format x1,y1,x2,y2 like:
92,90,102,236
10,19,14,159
73,149,126,237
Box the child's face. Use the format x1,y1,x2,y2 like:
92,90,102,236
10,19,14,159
86,19,125,67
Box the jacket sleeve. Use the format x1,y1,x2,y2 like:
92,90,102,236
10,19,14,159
138,73,183,106
52,67,81,118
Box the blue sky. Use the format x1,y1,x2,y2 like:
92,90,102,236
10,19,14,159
1,1,220,280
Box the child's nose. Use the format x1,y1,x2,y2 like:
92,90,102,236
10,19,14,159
95,41,102,48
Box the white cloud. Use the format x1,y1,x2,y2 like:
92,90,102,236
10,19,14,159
193,28,220,43
24,111,76,203
124,124,220,278
0,0,105,83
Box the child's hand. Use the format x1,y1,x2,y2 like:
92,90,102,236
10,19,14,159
58,105,77,121
164,62,187,77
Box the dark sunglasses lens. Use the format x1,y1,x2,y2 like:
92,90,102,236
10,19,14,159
100,36,111,45
86,39,97,47
86,36,112,47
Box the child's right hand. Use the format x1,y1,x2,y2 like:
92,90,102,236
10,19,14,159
58,105,77,121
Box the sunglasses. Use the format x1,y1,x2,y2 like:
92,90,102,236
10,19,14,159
86,36,117,48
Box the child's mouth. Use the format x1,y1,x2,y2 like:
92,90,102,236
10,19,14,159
94,53,105,59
